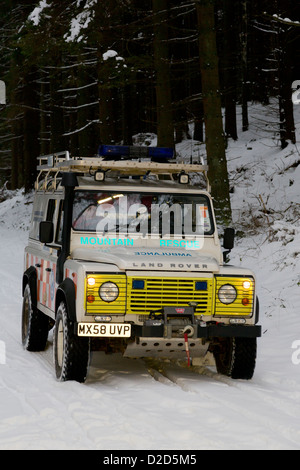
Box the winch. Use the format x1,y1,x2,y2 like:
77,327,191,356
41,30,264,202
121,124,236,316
124,305,208,362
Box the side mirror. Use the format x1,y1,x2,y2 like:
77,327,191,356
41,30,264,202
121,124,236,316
223,228,235,263
223,227,235,250
39,221,54,244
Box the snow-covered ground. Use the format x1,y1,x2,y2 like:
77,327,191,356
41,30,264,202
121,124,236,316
0,102,300,450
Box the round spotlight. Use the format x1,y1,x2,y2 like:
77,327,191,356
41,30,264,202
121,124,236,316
218,284,237,304
99,282,119,302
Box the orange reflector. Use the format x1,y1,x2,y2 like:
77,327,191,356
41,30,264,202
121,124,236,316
87,295,95,303
242,298,249,306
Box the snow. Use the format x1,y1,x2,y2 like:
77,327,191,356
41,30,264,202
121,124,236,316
28,1,51,26
28,0,98,43
64,0,97,43
103,50,119,61
103,50,126,69
272,14,300,24
0,102,300,450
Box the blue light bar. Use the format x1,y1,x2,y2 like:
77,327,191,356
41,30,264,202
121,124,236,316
98,145,174,161
148,147,174,159
98,145,130,157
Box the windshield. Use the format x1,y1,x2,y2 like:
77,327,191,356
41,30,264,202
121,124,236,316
72,190,214,238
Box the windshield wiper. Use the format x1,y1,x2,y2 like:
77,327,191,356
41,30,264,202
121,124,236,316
102,224,129,235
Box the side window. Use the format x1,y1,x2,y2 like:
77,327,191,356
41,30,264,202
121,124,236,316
46,199,56,222
29,196,44,240
55,200,64,245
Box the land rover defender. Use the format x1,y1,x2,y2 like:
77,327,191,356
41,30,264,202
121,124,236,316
22,146,261,382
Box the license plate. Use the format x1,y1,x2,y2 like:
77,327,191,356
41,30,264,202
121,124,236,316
77,322,131,338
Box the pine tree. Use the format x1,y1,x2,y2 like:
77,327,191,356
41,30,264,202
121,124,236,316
222,0,238,141
195,0,231,225
152,0,174,148
240,0,249,132
271,0,296,147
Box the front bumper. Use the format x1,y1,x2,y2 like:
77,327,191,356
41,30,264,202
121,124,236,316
76,318,261,360
133,323,261,339
123,323,261,359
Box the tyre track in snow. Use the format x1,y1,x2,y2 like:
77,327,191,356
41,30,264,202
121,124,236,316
1,220,299,448
2,274,300,450
0,328,97,450
0,267,87,443
144,359,300,449
194,362,300,421
10,316,300,450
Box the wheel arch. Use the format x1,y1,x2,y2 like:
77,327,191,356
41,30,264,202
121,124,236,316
22,267,37,306
55,277,76,322
255,296,259,324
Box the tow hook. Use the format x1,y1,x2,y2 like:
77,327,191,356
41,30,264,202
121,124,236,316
183,326,194,366
182,325,194,338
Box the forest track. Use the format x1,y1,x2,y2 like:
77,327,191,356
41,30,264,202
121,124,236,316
144,357,225,393
143,357,300,448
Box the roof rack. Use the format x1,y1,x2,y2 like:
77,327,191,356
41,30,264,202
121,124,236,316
35,148,210,192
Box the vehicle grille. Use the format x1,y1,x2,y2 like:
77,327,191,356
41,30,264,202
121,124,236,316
127,276,213,316
85,274,126,315
214,276,254,316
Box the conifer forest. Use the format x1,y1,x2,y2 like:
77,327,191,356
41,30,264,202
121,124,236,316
0,1,299,224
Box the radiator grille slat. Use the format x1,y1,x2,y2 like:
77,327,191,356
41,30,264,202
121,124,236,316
128,277,213,315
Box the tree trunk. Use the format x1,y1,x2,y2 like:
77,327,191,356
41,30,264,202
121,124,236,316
223,0,238,141
49,67,65,153
39,70,51,156
240,0,249,132
9,56,24,189
275,16,296,148
152,0,174,148
195,0,231,225
77,64,98,156
23,67,40,192
95,1,119,145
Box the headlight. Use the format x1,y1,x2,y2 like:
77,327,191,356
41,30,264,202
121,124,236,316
218,284,237,304
243,280,251,289
87,277,96,286
99,282,119,302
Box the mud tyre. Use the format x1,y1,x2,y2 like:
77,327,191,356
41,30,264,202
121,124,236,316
22,283,49,351
213,337,257,380
54,301,90,383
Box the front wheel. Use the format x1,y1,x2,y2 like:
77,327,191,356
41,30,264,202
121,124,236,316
53,301,90,382
213,337,257,380
22,283,49,351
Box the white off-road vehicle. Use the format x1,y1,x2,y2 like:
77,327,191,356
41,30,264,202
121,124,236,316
22,145,261,382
